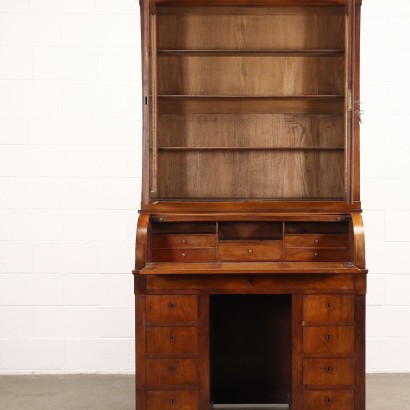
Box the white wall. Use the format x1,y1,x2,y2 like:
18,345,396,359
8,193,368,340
0,0,409,374
0,0,141,374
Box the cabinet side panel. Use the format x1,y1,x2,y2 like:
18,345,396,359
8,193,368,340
136,295,147,410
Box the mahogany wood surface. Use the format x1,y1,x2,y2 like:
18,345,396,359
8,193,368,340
135,1,366,408
146,390,198,410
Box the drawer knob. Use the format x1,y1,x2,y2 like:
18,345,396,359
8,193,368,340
314,239,319,243
325,397,332,404
168,302,176,310
169,365,176,373
170,398,177,404
314,252,319,256
169,334,176,341
181,253,187,257
325,366,333,373
248,249,253,253
326,334,332,343
181,239,187,244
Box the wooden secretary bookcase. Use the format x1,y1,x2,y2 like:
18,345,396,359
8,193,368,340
133,0,366,409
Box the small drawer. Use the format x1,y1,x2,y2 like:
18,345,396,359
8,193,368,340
218,241,282,262
151,248,216,262
303,295,354,322
146,296,198,324
147,390,198,410
303,359,354,386
303,326,355,354
147,327,198,354
147,359,199,388
285,234,348,248
152,233,216,249
304,390,354,410
284,248,349,262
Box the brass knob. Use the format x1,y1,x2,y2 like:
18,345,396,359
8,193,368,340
181,239,187,244
314,252,319,256
248,249,253,253
314,239,319,243
181,253,187,257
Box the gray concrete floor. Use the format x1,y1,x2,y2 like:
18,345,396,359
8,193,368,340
0,374,408,409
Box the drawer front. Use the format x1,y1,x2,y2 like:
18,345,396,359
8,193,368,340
146,296,198,323
285,234,348,248
303,359,355,386
147,327,198,354
303,326,355,354
147,391,198,410
304,390,354,410
218,241,282,262
303,295,354,322
147,359,199,388
284,248,349,262
151,248,216,262
152,234,216,249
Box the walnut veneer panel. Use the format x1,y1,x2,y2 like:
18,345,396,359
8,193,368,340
304,390,354,410
147,391,198,410
158,114,344,149
157,150,344,199
158,56,344,96
146,295,198,323
303,295,354,322
303,326,355,354
157,12,344,50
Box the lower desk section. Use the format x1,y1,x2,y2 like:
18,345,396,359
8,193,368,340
135,274,366,410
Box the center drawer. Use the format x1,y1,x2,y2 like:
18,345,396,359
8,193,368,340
218,241,282,261
147,358,199,388
147,327,198,354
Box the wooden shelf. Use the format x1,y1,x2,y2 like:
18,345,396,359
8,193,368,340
157,49,345,57
158,95,345,115
157,147,344,152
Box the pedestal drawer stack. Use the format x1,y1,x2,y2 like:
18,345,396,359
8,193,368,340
302,295,355,410
145,295,200,410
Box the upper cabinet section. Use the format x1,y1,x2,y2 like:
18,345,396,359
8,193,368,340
141,1,358,205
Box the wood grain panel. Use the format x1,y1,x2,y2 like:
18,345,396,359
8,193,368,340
157,150,344,200
284,248,349,262
303,295,354,322
157,12,344,50
158,96,345,115
147,358,199,387
158,114,344,149
303,326,355,354
151,248,217,262
285,234,349,248
147,327,198,354
158,56,344,96
304,390,354,410
147,391,198,410
303,358,355,386
152,233,216,249
146,295,198,323
218,241,282,261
